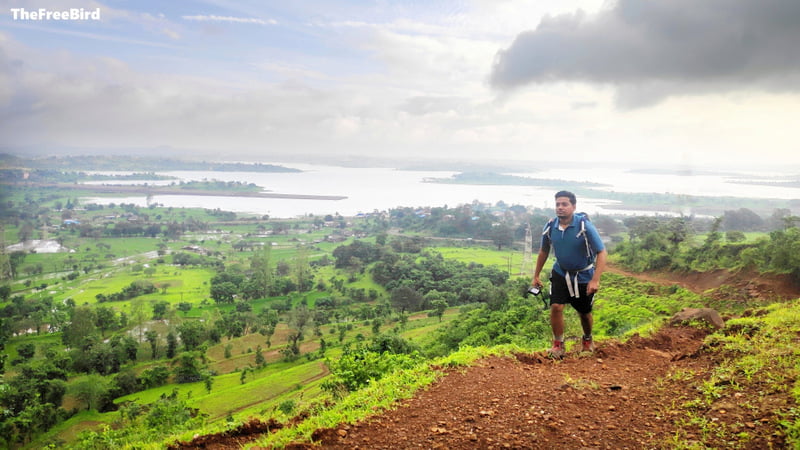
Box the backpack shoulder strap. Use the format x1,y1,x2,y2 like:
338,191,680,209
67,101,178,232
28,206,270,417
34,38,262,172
574,214,594,260
542,217,557,241
576,214,587,237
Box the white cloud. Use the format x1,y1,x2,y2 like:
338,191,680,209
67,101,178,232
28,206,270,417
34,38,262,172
182,15,277,26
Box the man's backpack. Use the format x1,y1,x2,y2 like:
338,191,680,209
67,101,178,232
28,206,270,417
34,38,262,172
542,212,594,262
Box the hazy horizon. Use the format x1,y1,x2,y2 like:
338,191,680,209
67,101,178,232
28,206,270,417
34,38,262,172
3,147,797,175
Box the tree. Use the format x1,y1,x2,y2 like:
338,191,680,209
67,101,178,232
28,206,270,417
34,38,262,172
94,306,118,337
177,320,206,351
166,331,178,358
62,306,97,348
371,318,382,335
203,372,213,393
0,285,11,301
71,374,109,411
490,224,514,250
172,351,205,383
293,245,312,292
726,230,746,243
430,299,449,322
664,217,691,248
19,222,34,242
8,251,26,279
332,240,382,269
157,282,171,294
284,306,311,359
249,246,273,299
145,330,159,359
140,365,170,388
17,342,36,360
119,335,138,362
130,298,148,343
704,217,724,248
210,281,238,304
177,302,192,315
254,345,265,367
152,300,170,320
390,286,422,314
782,215,800,229
767,208,792,230
722,208,764,231
86,342,121,375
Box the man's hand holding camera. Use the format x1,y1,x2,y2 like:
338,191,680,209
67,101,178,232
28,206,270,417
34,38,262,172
526,281,549,310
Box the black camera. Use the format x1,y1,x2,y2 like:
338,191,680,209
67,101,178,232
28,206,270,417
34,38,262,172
526,285,550,310
525,286,541,297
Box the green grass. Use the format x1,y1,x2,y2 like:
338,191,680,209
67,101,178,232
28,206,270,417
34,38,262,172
54,267,214,307
664,299,800,447
400,313,458,345
193,361,328,421
433,246,519,270
42,409,113,447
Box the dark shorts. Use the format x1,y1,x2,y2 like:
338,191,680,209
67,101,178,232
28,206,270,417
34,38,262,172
549,272,595,315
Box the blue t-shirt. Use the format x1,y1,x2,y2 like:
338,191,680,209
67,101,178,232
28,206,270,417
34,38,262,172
541,214,605,283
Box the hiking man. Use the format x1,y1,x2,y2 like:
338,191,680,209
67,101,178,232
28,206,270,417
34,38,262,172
532,190,607,358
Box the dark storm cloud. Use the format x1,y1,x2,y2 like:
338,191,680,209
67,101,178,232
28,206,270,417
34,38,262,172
490,0,800,106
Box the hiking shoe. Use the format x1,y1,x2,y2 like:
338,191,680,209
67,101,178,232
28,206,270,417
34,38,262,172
581,337,595,353
548,340,565,359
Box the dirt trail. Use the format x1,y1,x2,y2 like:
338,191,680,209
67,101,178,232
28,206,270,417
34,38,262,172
170,267,797,449
309,326,716,449
606,263,800,301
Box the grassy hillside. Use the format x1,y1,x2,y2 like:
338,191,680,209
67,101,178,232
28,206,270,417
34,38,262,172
2,176,798,448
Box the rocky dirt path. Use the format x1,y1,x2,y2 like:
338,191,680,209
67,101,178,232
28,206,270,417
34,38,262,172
303,326,721,449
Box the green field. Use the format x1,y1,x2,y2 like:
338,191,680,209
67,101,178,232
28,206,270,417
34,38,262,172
57,267,214,307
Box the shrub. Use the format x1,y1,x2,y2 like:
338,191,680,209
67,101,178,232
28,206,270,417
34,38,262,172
322,344,422,397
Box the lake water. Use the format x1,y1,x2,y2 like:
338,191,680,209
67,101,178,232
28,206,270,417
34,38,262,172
81,163,799,218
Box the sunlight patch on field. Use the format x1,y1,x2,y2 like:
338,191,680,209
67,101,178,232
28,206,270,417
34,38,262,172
433,246,521,271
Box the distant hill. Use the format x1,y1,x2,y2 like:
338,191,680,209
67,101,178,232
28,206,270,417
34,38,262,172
0,154,301,173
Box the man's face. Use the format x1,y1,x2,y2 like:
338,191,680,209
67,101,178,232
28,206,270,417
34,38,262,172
555,196,576,219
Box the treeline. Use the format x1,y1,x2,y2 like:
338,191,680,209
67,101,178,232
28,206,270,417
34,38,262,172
386,204,550,245
332,238,509,313
207,246,318,304
0,168,173,183
77,219,206,239
172,180,259,191
615,215,800,277
386,204,795,243
95,280,157,303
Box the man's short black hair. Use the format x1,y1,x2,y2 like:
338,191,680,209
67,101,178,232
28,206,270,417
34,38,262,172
555,190,577,205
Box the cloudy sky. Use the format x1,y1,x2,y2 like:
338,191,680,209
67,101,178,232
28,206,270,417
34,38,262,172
2,0,800,169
